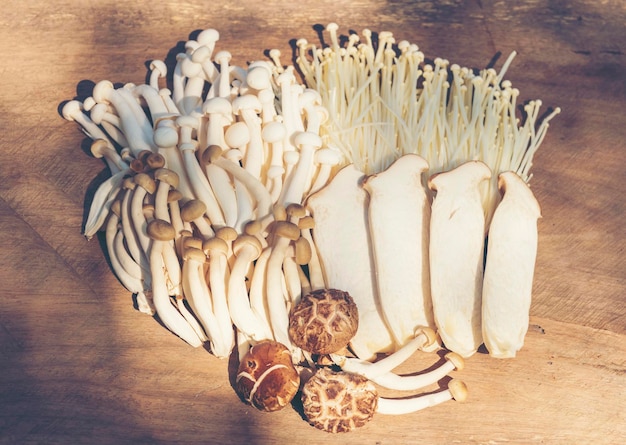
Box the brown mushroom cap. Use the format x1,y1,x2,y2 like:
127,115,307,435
235,340,300,412
134,172,157,194
154,167,180,188
180,199,207,222
301,367,378,433
288,288,359,355
146,219,176,241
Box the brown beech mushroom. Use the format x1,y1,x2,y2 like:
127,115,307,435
288,288,358,355
235,340,300,412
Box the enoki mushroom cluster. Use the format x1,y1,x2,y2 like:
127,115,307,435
62,24,558,431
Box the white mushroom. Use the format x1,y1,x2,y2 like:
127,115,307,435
362,154,436,349
306,164,394,360
428,161,491,358
482,171,541,358
145,219,203,347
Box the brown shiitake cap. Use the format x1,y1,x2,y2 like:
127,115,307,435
288,288,359,355
134,172,157,194
235,340,300,412
146,219,176,241
301,367,378,433
154,167,180,188
180,199,207,222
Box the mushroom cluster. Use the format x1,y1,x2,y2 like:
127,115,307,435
61,24,558,431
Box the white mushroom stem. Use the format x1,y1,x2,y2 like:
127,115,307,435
92,80,154,156
266,221,301,349
308,147,341,195
130,173,156,255
90,139,129,174
482,171,541,358
248,246,273,337
261,121,287,202
203,237,235,352
146,219,203,347
362,154,436,349
88,104,129,149
132,83,173,123
376,379,468,415
153,119,196,201
105,204,147,299
227,235,273,341
175,294,209,343
204,146,273,223
120,178,149,271
371,352,464,391
202,97,232,150
182,247,231,357
232,94,264,180
153,168,179,222
149,60,168,90
297,215,325,290
306,164,394,360
82,168,129,239
204,161,238,228
177,115,225,227
280,131,322,206
334,327,437,379
429,161,491,358
62,100,113,142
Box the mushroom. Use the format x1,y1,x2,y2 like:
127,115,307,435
300,367,377,433
145,219,203,347
176,115,225,228
301,367,467,433
482,171,541,358
362,154,436,349
280,131,322,207
131,172,157,256
288,288,358,355
181,246,230,357
235,340,300,412
180,199,215,240
428,161,492,358
227,235,273,341
306,164,394,360
153,168,179,222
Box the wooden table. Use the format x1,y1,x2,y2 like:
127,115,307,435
1,1,624,443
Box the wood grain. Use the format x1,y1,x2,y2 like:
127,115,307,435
1,0,625,443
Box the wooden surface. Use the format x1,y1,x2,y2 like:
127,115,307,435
1,0,625,443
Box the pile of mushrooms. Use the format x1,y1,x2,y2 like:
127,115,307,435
61,24,558,431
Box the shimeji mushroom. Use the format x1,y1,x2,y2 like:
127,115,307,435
181,246,230,357
362,154,436,349
145,219,203,347
228,235,274,342
428,161,492,358
306,164,394,360
301,367,467,433
482,171,541,358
